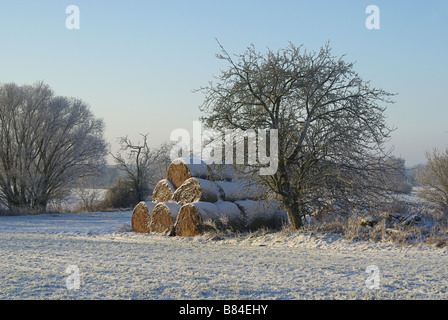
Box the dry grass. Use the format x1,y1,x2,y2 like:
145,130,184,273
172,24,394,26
427,222,448,247
303,199,448,247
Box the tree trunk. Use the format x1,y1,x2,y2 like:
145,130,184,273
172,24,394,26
277,161,303,230
284,201,303,230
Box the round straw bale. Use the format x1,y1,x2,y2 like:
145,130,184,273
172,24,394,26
166,158,209,189
215,180,264,202
215,201,245,231
174,202,244,237
174,203,212,237
173,177,223,205
150,202,181,234
152,179,176,202
235,200,288,230
206,163,234,181
131,201,157,233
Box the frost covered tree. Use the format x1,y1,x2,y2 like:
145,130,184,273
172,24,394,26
0,82,108,213
198,41,396,229
416,148,448,213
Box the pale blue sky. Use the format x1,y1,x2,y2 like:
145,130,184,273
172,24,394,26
0,0,447,166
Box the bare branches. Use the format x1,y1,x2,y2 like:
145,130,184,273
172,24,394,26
417,148,448,212
198,42,396,229
111,134,172,202
0,82,108,213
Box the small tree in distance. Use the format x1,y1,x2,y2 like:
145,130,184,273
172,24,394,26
110,134,172,206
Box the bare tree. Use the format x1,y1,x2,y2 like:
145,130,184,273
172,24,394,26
111,134,172,202
198,41,396,229
75,187,103,212
416,148,448,213
0,82,108,213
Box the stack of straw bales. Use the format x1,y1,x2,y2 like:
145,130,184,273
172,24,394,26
131,157,287,236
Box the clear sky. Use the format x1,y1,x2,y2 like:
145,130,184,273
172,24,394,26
0,0,447,166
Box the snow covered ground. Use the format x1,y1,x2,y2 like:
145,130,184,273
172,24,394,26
1,210,448,300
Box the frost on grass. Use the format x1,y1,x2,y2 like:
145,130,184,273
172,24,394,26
1,210,448,299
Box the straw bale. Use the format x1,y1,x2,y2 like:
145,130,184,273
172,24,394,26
152,179,175,202
150,202,181,234
131,201,157,233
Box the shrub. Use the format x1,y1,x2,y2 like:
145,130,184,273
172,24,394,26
416,148,448,214
101,178,139,209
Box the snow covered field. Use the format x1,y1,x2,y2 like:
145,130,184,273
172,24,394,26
1,210,448,300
